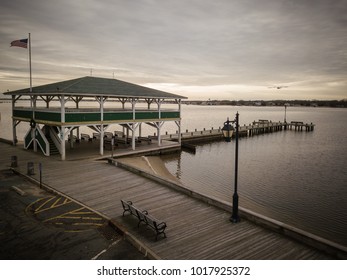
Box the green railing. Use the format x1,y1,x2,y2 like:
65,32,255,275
13,108,180,123
35,128,49,156
23,127,50,156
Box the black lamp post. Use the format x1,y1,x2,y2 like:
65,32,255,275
222,112,240,223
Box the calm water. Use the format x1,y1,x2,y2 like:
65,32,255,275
162,105,347,246
1,102,346,245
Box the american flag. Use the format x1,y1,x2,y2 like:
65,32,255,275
10,38,28,48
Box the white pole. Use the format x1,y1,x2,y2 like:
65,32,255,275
100,97,104,156
28,33,32,92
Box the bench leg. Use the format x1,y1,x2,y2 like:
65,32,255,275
122,209,131,216
155,231,166,241
138,219,146,228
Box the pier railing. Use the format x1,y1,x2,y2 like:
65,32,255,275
161,120,315,142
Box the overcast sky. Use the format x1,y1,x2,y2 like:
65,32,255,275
1,0,346,100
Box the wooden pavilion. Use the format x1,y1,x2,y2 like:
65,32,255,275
4,76,186,160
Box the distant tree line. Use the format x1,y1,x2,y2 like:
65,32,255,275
182,99,347,108
1,97,346,107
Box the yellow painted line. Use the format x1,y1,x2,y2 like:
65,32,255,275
43,215,64,223
72,223,104,226
25,197,49,214
35,200,73,214
64,229,89,233
69,207,85,214
56,216,103,221
40,207,85,221
71,211,94,215
43,212,102,223
51,197,62,208
34,196,55,212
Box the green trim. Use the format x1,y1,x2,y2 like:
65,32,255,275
35,129,47,153
66,112,101,122
24,130,32,147
13,109,180,124
36,111,61,122
13,109,32,119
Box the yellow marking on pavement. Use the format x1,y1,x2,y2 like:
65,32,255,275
68,207,85,214
72,222,104,226
42,211,103,223
55,216,103,221
26,197,49,214
51,197,62,208
43,215,65,223
64,229,90,233
63,198,70,204
27,195,104,230
34,196,55,212
71,210,94,215
34,200,73,214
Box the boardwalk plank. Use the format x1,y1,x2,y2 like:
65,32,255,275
0,142,337,260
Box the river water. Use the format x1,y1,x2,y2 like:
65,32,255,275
161,105,347,246
1,102,346,246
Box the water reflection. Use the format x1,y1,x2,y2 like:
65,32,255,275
161,107,347,246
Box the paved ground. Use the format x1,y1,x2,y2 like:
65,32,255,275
0,169,145,260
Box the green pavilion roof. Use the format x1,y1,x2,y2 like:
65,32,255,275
4,76,186,99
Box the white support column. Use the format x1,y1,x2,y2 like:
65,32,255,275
156,121,164,147
158,122,161,146
131,98,138,120
75,96,81,141
69,130,74,148
178,99,182,144
155,99,164,146
156,98,163,119
175,120,182,144
126,123,139,151
120,98,127,135
132,123,136,150
99,96,105,156
61,127,66,161
32,95,37,152
11,95,17,146
60,95,66,160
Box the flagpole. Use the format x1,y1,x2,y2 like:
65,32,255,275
29,32,32,92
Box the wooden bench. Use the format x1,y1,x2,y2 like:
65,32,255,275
138,136,152,144
81,133,91,141
114,137,130,146
121,200,167,240
104,132,113,139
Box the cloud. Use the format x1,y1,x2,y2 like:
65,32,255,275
1,0,346,100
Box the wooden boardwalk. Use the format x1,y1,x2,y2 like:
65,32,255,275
0,142,338,259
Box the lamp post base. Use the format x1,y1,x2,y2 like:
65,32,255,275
230,192,240,223
230,216,240,223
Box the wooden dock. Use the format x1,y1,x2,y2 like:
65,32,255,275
161,120,315,143
1,142,344,260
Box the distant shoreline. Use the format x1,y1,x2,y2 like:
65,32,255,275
1,97,346,108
